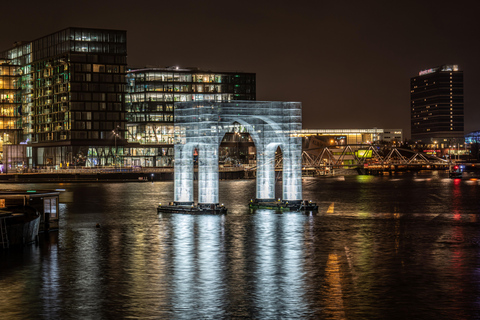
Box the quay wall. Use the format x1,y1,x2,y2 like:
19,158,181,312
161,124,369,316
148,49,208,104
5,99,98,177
0,170,247,183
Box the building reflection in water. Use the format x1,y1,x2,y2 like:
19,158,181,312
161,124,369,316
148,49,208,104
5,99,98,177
323,253,346,319
66,228,103,317
40,236,61,318
224,213,250,317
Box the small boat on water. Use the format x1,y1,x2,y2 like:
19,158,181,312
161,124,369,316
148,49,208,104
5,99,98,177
449,164,464,178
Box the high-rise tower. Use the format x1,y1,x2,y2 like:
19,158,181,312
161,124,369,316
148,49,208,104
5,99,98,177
410,65,464,146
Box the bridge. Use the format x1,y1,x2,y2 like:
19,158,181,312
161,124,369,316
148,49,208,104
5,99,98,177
300,145,449,175
241,144,450,177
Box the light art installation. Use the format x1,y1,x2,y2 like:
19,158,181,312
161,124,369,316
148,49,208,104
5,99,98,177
174,101,302,206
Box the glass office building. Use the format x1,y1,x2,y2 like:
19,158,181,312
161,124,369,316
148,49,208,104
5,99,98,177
1,27,127,169
1,29,256,169
125,67,256,167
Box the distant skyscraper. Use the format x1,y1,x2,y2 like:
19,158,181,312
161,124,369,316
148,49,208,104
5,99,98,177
410,65,464,145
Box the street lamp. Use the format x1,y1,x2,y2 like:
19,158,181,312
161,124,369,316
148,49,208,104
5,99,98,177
234,132,240,164
112,126,120,167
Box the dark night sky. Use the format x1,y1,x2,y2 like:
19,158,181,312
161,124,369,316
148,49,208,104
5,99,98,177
2,1,480,138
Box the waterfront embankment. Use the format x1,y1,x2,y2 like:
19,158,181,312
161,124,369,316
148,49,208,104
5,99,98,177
0,167,247,183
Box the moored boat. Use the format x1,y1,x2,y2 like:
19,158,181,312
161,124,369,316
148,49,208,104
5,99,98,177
0,205,40,248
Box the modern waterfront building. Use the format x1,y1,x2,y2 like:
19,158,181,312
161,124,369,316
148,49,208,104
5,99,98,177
297,128,403,147
465,131,480,144
0,27,127,169
0,28,257,170
0,59,23,170
124,67,256,167
410,65,464,147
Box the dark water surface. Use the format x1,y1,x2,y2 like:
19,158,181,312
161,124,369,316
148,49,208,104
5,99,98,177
2,171,480,319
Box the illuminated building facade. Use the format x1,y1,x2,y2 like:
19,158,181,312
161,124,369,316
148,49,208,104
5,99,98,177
125,67,255,167
1,27,127,168
411,65,464,147
465,131,480,144
1,28,257,169
0,60,23,169
298,128,403,147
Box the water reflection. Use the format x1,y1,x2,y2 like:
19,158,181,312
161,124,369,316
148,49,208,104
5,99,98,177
196,215,225,318
66,228,103,318
323,253,346,319
254,211,308,318
172,215,196,316
1,172,480,318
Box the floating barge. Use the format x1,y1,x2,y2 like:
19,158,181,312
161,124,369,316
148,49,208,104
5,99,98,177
0,190,60,232
0,206,40,248
157,203,228,214
249,199,318,212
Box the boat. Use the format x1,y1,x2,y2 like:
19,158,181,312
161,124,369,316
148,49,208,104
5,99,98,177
0,205,40,248
449,164,464,178
0,190,60,232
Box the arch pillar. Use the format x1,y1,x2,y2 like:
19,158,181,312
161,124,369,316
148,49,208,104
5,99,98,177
282,137,302,201
174,144,194,204
198,143,219,204
256,144,275,201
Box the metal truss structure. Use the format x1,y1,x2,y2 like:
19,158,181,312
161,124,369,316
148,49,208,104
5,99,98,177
301,145,448,168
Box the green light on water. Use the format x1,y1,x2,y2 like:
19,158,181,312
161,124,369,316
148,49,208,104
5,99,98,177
358,211,370,218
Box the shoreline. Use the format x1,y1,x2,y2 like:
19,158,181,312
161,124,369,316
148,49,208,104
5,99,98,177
0,170,248,183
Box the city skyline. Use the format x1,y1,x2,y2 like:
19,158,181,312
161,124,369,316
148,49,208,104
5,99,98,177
1,0,479,138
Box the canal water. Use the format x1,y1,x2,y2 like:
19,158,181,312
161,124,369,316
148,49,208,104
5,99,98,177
1,171,480,319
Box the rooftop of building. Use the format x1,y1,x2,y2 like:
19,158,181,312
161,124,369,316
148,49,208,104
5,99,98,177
3,27,127,52
127,66,254,75
417,64,460,76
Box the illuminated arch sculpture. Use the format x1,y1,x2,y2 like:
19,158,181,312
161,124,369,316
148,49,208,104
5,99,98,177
174,101,302,205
